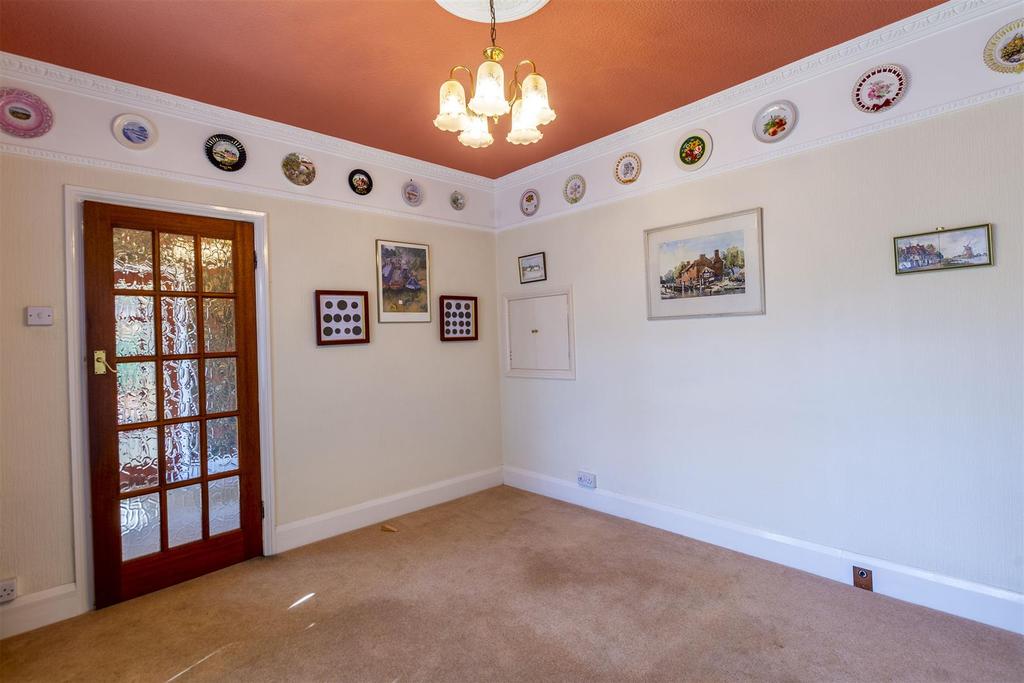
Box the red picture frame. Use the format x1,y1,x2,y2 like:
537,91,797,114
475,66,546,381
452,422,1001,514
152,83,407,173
315,290,370,346
439,295,478,342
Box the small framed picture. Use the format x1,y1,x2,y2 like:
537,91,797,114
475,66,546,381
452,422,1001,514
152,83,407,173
518,252,547,284
315,290,369,345
376,239,430,322
894,224,993,275
439,296,478,341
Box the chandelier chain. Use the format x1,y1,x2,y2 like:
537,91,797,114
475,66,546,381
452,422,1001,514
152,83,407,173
489,0,496,47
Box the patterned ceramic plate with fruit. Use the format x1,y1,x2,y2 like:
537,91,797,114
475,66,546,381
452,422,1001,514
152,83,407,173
752,100,797,143
852,64,908,113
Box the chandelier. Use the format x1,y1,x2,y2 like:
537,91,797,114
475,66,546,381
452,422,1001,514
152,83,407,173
433,0,556,148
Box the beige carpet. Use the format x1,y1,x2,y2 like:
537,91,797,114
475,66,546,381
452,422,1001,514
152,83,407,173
2,486,1022,682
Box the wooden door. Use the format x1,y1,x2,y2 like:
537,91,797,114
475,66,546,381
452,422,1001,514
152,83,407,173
83,201,262,607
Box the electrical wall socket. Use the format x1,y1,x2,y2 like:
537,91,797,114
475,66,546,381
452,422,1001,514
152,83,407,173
576,470,597,489
0,577,16,603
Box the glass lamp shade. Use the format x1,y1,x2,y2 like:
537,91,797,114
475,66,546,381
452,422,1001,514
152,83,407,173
506,99,542,145
433,79,468,132
521,72,556,125
468,60,510,117
458,114,494,148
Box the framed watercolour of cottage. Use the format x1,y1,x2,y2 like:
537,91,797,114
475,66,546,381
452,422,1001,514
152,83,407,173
893,224,993,275
376,239,431,322
645,208,765,320
518,252,547,284
315,290,369,345
440,296,478,341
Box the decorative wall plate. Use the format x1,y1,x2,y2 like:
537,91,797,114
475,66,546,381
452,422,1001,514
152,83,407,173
675,129,712,171
520,188,540,216
204,134,246,171
563,174,586,204
402,179,424,207
852,64,908,113
112,113,157,149
614,152,642,184
348,169,373,195
983,19,1024,74
281,152,316,186
752,100,797,143
449,190,466,211
0,88,54,139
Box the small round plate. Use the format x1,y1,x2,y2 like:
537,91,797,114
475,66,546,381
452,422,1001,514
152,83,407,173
563,174,586,204
112,113,157,149
348,169,373,195
675,129,712,171
281,152,316,186
752,100,797,143
520,188,540,217
402,179,424,207
0,88,54,139
852,64,908,113
614,152,642,184
204,133,246,172
984,19,1024,74
449,190,466,211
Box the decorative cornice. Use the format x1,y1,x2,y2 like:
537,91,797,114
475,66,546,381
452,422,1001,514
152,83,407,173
436,0,549,23
495,83,1024,231
0,52,496,192
0,142,496,233
493,0,1016,189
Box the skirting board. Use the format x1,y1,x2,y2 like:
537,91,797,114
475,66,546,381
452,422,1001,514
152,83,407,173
502,466,1024,635
275,466,504,553
0,583,83,639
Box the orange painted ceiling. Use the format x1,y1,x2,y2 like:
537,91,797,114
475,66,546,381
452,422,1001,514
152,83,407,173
1,0,942,178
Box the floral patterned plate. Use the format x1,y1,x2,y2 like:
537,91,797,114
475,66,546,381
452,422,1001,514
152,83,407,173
852,64,908,113
0,88,54,138
614,152,642,184
563,174,586,204
984,18,1024,74
520,188,540,216
675,129,712,171
752,100,797,143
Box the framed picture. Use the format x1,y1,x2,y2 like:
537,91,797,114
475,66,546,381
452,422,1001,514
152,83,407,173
315,290,369,345
893,224,993,275
518,252,547,284
439,296,478,341
645,208,765,320
376,239,430,322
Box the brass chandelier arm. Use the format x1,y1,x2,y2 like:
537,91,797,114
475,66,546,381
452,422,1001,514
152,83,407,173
448,64,475,94
507,59,539,108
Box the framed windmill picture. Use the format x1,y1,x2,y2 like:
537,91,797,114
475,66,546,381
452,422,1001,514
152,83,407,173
376,239,431,322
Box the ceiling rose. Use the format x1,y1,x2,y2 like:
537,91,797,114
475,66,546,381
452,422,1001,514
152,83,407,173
435,0,549,23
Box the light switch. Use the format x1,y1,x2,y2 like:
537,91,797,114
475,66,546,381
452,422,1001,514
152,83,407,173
26,307,54,326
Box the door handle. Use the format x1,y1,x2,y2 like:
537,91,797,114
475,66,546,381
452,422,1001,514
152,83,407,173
93,350,116,375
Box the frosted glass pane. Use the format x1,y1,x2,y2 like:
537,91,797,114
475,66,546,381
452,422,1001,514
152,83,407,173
160,233,196,292
117,362,156,425
165,421,200,483
205,358,237,413
163,359,199,419
207,416,238,474
113,228,153,290
167,484,203,548
203,299,236,353
201,237,234,293
121,493,160,561
209,476,240,535
114,295,155,357
119,427,158,492
161,297,197,355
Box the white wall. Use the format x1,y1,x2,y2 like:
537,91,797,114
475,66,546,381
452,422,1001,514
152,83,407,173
0,153,503,600
496,96,1024,595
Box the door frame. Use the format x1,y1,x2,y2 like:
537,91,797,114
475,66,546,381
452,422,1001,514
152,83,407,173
63,185,277,613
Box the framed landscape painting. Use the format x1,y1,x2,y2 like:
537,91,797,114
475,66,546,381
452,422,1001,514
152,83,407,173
893,224,992,275
518,252,547,284
645,208,765,320
376,239,430,322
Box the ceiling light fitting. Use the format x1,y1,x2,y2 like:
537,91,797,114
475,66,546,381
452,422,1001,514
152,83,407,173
433,0,555,148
